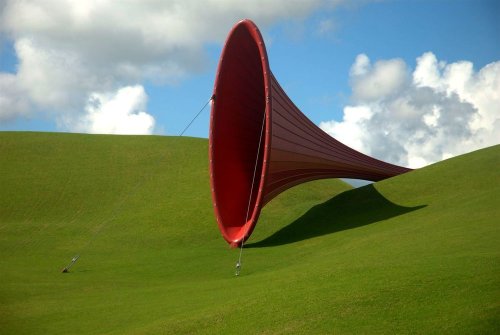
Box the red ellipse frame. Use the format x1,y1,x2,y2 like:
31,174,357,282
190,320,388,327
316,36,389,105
209,19,272,247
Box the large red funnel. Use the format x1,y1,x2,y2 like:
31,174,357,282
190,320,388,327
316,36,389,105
209,19,411,247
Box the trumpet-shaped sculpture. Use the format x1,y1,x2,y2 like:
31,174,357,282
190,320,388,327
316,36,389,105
209,19,411,247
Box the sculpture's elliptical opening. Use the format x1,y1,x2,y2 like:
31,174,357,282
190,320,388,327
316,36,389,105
209,19,412,247
209,20,271,246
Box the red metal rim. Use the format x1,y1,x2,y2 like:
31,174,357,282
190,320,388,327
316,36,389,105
209,19,271,246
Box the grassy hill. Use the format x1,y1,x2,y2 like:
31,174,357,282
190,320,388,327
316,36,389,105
0,132,498,334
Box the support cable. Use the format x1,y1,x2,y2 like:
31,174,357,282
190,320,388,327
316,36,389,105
179,95,215,136
236,109,266,276
62,94,214,273
61,174,154,273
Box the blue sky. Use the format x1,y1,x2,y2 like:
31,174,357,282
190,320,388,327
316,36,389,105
1,0,499,167
146,0,500,137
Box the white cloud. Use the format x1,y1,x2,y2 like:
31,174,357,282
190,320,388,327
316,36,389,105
319,105,372,154
67,85,155,135
0,0,338,133
0,72,31,121
350,54,407,102
14,38,92,111
320,52,500,168
350,54,370,76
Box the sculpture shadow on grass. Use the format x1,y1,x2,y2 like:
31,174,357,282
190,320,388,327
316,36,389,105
247,184,426,248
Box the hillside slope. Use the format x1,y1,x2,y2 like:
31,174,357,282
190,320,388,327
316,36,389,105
0,132,498,334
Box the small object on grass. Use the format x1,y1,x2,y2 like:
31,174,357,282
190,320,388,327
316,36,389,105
235,261,241,276
61,255,80,273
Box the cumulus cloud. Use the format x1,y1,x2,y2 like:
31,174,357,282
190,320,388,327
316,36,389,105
0,72,31,121
320,52,500,168
0,0,336,133
67,85,155,135
350,54,408,101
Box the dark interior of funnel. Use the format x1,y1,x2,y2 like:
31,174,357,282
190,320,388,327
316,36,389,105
211,24,266,243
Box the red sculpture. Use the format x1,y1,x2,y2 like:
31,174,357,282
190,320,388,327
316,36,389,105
209,19,411,247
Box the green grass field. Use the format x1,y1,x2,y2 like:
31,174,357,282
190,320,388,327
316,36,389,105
1,132,499,334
